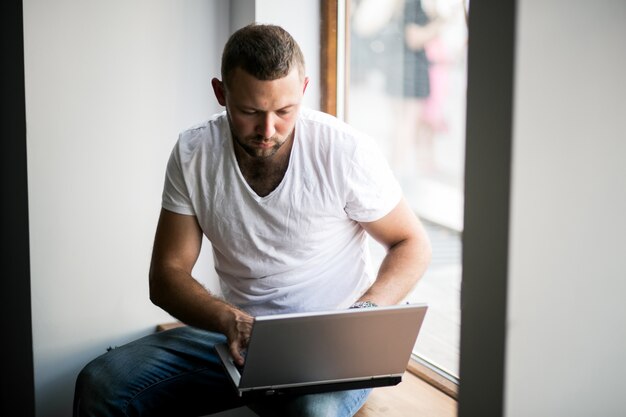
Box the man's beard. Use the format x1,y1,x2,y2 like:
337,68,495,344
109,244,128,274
234,134,284,159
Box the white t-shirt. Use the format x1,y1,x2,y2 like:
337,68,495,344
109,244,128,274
162,108,402,316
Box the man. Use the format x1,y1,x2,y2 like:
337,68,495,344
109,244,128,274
74,24,431,417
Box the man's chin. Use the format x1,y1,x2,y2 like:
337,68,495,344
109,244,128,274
255,148,279,158
242,145,278,159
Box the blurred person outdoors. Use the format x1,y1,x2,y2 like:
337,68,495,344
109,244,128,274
352,0,466,181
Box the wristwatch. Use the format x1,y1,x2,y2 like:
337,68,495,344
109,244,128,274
349,300,378,309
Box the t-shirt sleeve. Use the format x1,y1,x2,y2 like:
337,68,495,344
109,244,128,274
161,140,196,216
344,135,402,222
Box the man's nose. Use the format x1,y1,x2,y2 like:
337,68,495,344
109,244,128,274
256,113,277,139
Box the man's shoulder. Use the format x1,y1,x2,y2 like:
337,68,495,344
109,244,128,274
179,111,227,139
299,108,351,130
176,112,228,155
298,108,366,144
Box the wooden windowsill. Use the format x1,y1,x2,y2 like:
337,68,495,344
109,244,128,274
355,370,457,417
406,357,458,400
155,321,185,332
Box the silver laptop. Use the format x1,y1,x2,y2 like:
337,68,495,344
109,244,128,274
215,303,428,398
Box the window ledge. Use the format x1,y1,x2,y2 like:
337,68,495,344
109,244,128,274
407,356,459,400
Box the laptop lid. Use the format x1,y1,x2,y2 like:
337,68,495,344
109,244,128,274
216,303,428,397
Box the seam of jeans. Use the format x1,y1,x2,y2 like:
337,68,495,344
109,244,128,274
346,389,371,416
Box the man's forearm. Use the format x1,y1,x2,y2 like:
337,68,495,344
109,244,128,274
358,237,431,306
149,266,244,334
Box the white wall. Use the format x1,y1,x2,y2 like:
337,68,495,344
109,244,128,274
254,0,321,110
23,1,229,415
505,1,626,416
23,1,322,415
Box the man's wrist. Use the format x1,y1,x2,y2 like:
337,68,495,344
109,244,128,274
349,300,378,309
213,300,246,334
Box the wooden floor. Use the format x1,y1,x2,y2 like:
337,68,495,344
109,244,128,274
355,371,457,417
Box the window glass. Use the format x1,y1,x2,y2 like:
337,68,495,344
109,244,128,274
347,0,468,377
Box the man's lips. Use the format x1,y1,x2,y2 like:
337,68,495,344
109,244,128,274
252,140,273,149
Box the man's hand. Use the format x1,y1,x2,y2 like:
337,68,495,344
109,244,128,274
225,309,254,367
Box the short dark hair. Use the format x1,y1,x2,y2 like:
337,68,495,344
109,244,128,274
221,24,305,87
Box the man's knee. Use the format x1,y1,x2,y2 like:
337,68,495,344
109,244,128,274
73,352,123,417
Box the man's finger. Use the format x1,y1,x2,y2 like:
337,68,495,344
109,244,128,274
229,341,244,366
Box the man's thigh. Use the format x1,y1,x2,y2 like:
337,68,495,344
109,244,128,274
75,326,245,416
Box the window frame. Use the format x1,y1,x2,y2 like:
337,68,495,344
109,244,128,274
320,0,339,116
320,0,459,399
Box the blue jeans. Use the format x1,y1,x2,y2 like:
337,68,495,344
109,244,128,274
73,326,371,416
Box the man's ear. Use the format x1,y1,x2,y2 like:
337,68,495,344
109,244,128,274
303,76,310,94
211,78,226,106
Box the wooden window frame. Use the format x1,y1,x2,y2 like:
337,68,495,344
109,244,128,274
320,0,339,116
320,0,458,400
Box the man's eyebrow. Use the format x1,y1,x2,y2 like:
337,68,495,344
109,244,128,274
239,104,296,112
277,104,296,111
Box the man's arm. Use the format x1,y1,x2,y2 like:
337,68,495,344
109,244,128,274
149,208,253,365
357,198,432,306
